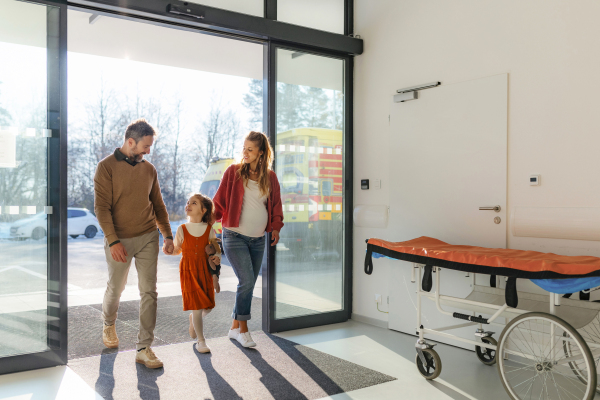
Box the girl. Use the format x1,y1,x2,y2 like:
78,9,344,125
213,131,284,348
170,193,221,353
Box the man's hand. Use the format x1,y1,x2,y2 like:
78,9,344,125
163,238,174,255
271,230,280,246
110,242,128,263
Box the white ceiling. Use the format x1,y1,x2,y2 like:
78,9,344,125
68,10,263,80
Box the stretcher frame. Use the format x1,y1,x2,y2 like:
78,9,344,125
413,264,600,358
365,239,600,399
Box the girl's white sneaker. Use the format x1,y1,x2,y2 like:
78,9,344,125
236,331,256,348
228,328,240,339
195,341,211,353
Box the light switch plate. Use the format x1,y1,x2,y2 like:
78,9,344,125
373,179,381,189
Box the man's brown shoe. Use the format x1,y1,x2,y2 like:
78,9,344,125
188,313,197,339
135,347,163,369
102,324,119,348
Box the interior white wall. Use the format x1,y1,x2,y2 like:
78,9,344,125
353,0,600,323
0,0,46,47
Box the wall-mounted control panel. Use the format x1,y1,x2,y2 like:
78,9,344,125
530,175,541,186
361,179,369,190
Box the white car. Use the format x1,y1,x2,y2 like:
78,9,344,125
10,208,102,240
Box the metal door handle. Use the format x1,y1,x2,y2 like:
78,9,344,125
479,206,501,212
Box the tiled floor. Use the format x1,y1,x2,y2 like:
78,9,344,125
0,319,514,400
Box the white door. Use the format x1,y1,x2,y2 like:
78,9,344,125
387,74,507,349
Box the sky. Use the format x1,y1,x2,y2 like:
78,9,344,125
0,40,261,144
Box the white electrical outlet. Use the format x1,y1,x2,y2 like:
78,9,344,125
375,294,382,304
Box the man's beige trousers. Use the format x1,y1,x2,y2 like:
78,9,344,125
102,230,159,350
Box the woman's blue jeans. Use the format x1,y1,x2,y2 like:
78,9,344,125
222,229,265,321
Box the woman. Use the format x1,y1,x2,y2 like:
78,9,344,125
213,131,284,347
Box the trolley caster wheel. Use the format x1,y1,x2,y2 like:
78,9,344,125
475,336,497,366
415,348,442,380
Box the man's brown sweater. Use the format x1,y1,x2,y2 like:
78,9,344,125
94,149,172,245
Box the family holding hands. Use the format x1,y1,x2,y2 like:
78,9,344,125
94,119,283,369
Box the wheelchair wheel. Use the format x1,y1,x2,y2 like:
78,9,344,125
497,312,596,400
569,312,600,393
415,348,442,380
475,336,497,365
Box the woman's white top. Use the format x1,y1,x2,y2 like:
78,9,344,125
226,179,268,238
174,222,221,261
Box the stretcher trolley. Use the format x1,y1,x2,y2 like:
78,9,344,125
364,237,600,400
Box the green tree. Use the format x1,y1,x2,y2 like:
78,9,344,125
277,83,305,132
332,90,344,131
243,79,263,131
302,86,330,129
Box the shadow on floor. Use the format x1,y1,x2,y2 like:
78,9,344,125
194,345,242,400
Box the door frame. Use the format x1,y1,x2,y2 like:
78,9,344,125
1,0,358,375
66,0,357,335
67,0,362,55
263,42,353,332
0,0,69,376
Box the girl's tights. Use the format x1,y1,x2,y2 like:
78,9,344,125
191,309,212,342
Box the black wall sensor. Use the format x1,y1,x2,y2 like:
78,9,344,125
361,179,369,190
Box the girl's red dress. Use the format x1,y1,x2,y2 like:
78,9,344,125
179,224,215,311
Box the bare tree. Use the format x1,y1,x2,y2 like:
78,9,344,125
0,82,11,127
195,96,243,172
0,99,48,222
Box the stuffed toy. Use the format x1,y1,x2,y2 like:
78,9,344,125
205,238,221,293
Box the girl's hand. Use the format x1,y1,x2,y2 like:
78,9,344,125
162,239,174,255
271,230,280,246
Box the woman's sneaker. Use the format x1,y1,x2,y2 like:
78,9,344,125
228,327,240,339
135,347,163,369
195,341,211,353
236,331,256,348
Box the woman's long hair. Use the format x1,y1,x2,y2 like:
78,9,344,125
236,131,274,197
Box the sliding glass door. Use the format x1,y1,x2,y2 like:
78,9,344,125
264,44,352,332
0,0,67,374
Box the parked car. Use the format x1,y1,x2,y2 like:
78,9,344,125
9,208,102,240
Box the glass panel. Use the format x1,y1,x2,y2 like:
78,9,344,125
67,9,263,316
0,0,53,358
278,0,345,34
189,0,263,17
275,49,344,319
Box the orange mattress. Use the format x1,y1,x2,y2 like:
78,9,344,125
366,237,600,279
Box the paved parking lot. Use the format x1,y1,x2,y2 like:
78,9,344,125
0,232,344,316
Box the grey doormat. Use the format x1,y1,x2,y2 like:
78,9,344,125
69,331,396,400
68,292,262,360
68,292,317,360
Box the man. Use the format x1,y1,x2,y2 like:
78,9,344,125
94,119,174,369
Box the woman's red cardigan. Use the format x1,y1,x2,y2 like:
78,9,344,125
213,164,284,233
